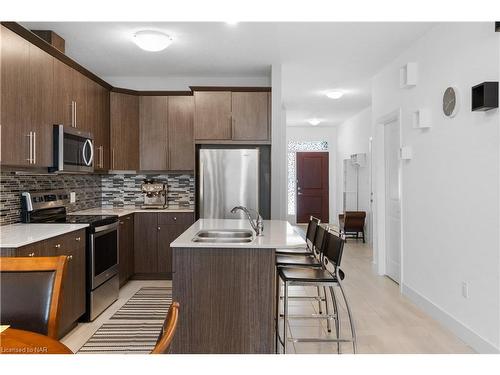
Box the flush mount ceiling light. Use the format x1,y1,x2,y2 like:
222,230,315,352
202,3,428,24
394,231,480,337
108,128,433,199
325,90,344,99
308,118,321,126
132,30,173,52
225,21,239,25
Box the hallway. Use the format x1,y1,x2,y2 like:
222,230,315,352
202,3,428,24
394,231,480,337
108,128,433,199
283,238,475,353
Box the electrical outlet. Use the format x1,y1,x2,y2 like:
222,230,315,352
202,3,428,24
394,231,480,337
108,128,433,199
70,192,76,203
462,282,469,299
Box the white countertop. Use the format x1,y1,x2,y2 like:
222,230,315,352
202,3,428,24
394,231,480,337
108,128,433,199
70,207,195,217
0,223,89,249
170,219,305,249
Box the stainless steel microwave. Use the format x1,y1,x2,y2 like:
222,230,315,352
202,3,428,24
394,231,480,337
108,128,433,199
51,124,94,173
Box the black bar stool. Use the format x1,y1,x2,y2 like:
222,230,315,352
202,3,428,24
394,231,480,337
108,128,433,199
276,228,357,354
276,216,320,256
276,225,331,327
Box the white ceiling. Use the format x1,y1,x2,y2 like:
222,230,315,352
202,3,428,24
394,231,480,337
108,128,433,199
22,22,435,126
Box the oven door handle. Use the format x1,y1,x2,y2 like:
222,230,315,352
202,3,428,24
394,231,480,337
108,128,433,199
93,221,119,233
82,139,94,167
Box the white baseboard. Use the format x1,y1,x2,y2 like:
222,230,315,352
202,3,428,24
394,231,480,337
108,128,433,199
401,283,499,354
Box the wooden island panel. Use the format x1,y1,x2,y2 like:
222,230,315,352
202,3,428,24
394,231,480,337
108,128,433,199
171,247,276,354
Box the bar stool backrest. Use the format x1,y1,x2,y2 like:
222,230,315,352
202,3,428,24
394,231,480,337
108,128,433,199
312,225,327,258
305,216,321,251
323,230,345,270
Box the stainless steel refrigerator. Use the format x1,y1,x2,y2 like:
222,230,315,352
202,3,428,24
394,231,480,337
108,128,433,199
198,148,259,219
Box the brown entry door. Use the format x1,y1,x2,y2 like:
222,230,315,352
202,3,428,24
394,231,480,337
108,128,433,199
296,152,329,223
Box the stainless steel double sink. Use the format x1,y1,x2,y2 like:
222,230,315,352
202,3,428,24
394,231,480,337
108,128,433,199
192,229,254,244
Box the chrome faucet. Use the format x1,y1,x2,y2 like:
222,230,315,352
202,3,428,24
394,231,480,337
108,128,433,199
230,206,264,236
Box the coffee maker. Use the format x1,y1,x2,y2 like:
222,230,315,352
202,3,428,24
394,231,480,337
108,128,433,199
141,179,167,209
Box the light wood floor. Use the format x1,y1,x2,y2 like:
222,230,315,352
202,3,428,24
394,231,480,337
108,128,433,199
62,240,474,354
281,239,475,354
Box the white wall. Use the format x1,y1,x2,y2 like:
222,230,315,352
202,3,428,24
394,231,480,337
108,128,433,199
371,22,500,352
271,64,287,220
336,107,373,241
286,126,337,224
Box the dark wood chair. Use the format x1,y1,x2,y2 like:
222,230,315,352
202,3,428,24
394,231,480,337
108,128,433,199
339,211,366,243
0,256,68,339
151,302,180,354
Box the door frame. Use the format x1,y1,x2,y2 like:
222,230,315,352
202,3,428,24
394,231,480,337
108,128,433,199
373,109,404,290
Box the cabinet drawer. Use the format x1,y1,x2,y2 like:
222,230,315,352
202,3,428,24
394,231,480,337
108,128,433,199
158,212,194,225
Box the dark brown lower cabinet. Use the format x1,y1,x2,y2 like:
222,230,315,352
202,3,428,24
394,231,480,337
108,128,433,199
134,212,194,279
0,229,86,339
119,214,135,286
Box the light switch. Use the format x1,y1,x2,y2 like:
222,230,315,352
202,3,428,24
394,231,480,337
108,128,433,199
70,192,76,203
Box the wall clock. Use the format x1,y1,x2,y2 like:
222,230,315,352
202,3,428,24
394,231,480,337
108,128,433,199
443,86,460,117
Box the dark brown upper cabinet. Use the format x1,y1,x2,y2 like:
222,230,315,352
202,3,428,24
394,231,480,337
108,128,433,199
231,92,270,141
168,96,195,171
110,92,140,170
53,58,89,131
193,90,270,142
194,91,232,140
1,26,54,167
140,96,169,171
88,80,110,171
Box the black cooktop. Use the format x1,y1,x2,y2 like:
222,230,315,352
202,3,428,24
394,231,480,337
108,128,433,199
65,215,119,227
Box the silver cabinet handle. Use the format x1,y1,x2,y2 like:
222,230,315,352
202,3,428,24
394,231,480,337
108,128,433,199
100,146,104,168
28,252,35,257
112,148,115,169
126,216,131,220
26,132,33,164
120,221,124,225
157,226,161,231
68,255,73,261
173,217,177,221
55,243,61,248
71,101,76,127
75,237,81,241
33,131,36,164
74,101,77,128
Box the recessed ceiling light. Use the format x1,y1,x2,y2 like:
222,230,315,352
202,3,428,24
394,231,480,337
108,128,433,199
326,90,344,99
308,118,321,126
132,30,173,52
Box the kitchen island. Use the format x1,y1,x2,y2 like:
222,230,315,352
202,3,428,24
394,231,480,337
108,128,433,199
170,219,305,354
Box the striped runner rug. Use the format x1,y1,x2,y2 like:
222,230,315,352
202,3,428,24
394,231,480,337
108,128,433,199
77,286,172,354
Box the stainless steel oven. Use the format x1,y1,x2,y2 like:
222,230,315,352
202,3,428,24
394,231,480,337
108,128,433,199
51,124,94,173
89,221,119,320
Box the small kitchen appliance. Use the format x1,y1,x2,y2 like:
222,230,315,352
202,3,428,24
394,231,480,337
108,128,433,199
141,178,167,209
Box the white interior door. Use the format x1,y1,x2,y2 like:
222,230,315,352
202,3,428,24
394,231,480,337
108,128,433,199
384,120,401,283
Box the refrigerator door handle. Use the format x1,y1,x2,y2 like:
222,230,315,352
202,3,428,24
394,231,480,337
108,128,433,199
199,160,204,218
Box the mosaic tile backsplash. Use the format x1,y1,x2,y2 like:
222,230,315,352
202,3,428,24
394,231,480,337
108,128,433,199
0,171,102,225
0,172,195,225
101,174,195,208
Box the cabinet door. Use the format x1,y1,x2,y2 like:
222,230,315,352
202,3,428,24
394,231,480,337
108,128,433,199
118,215,134,286
133,213,158,273
95,85,110,170
1,26,31,166
231,92,270,141
110,92,139,170
168,96,194,171
72,70,89,131
157,213,194,275
126,214,135,279
194,91,231,140
140,96,168,170
29,43,54,167
53,58,73,127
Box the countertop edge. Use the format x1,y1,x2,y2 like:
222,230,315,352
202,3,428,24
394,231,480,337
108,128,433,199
0,223,89,249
